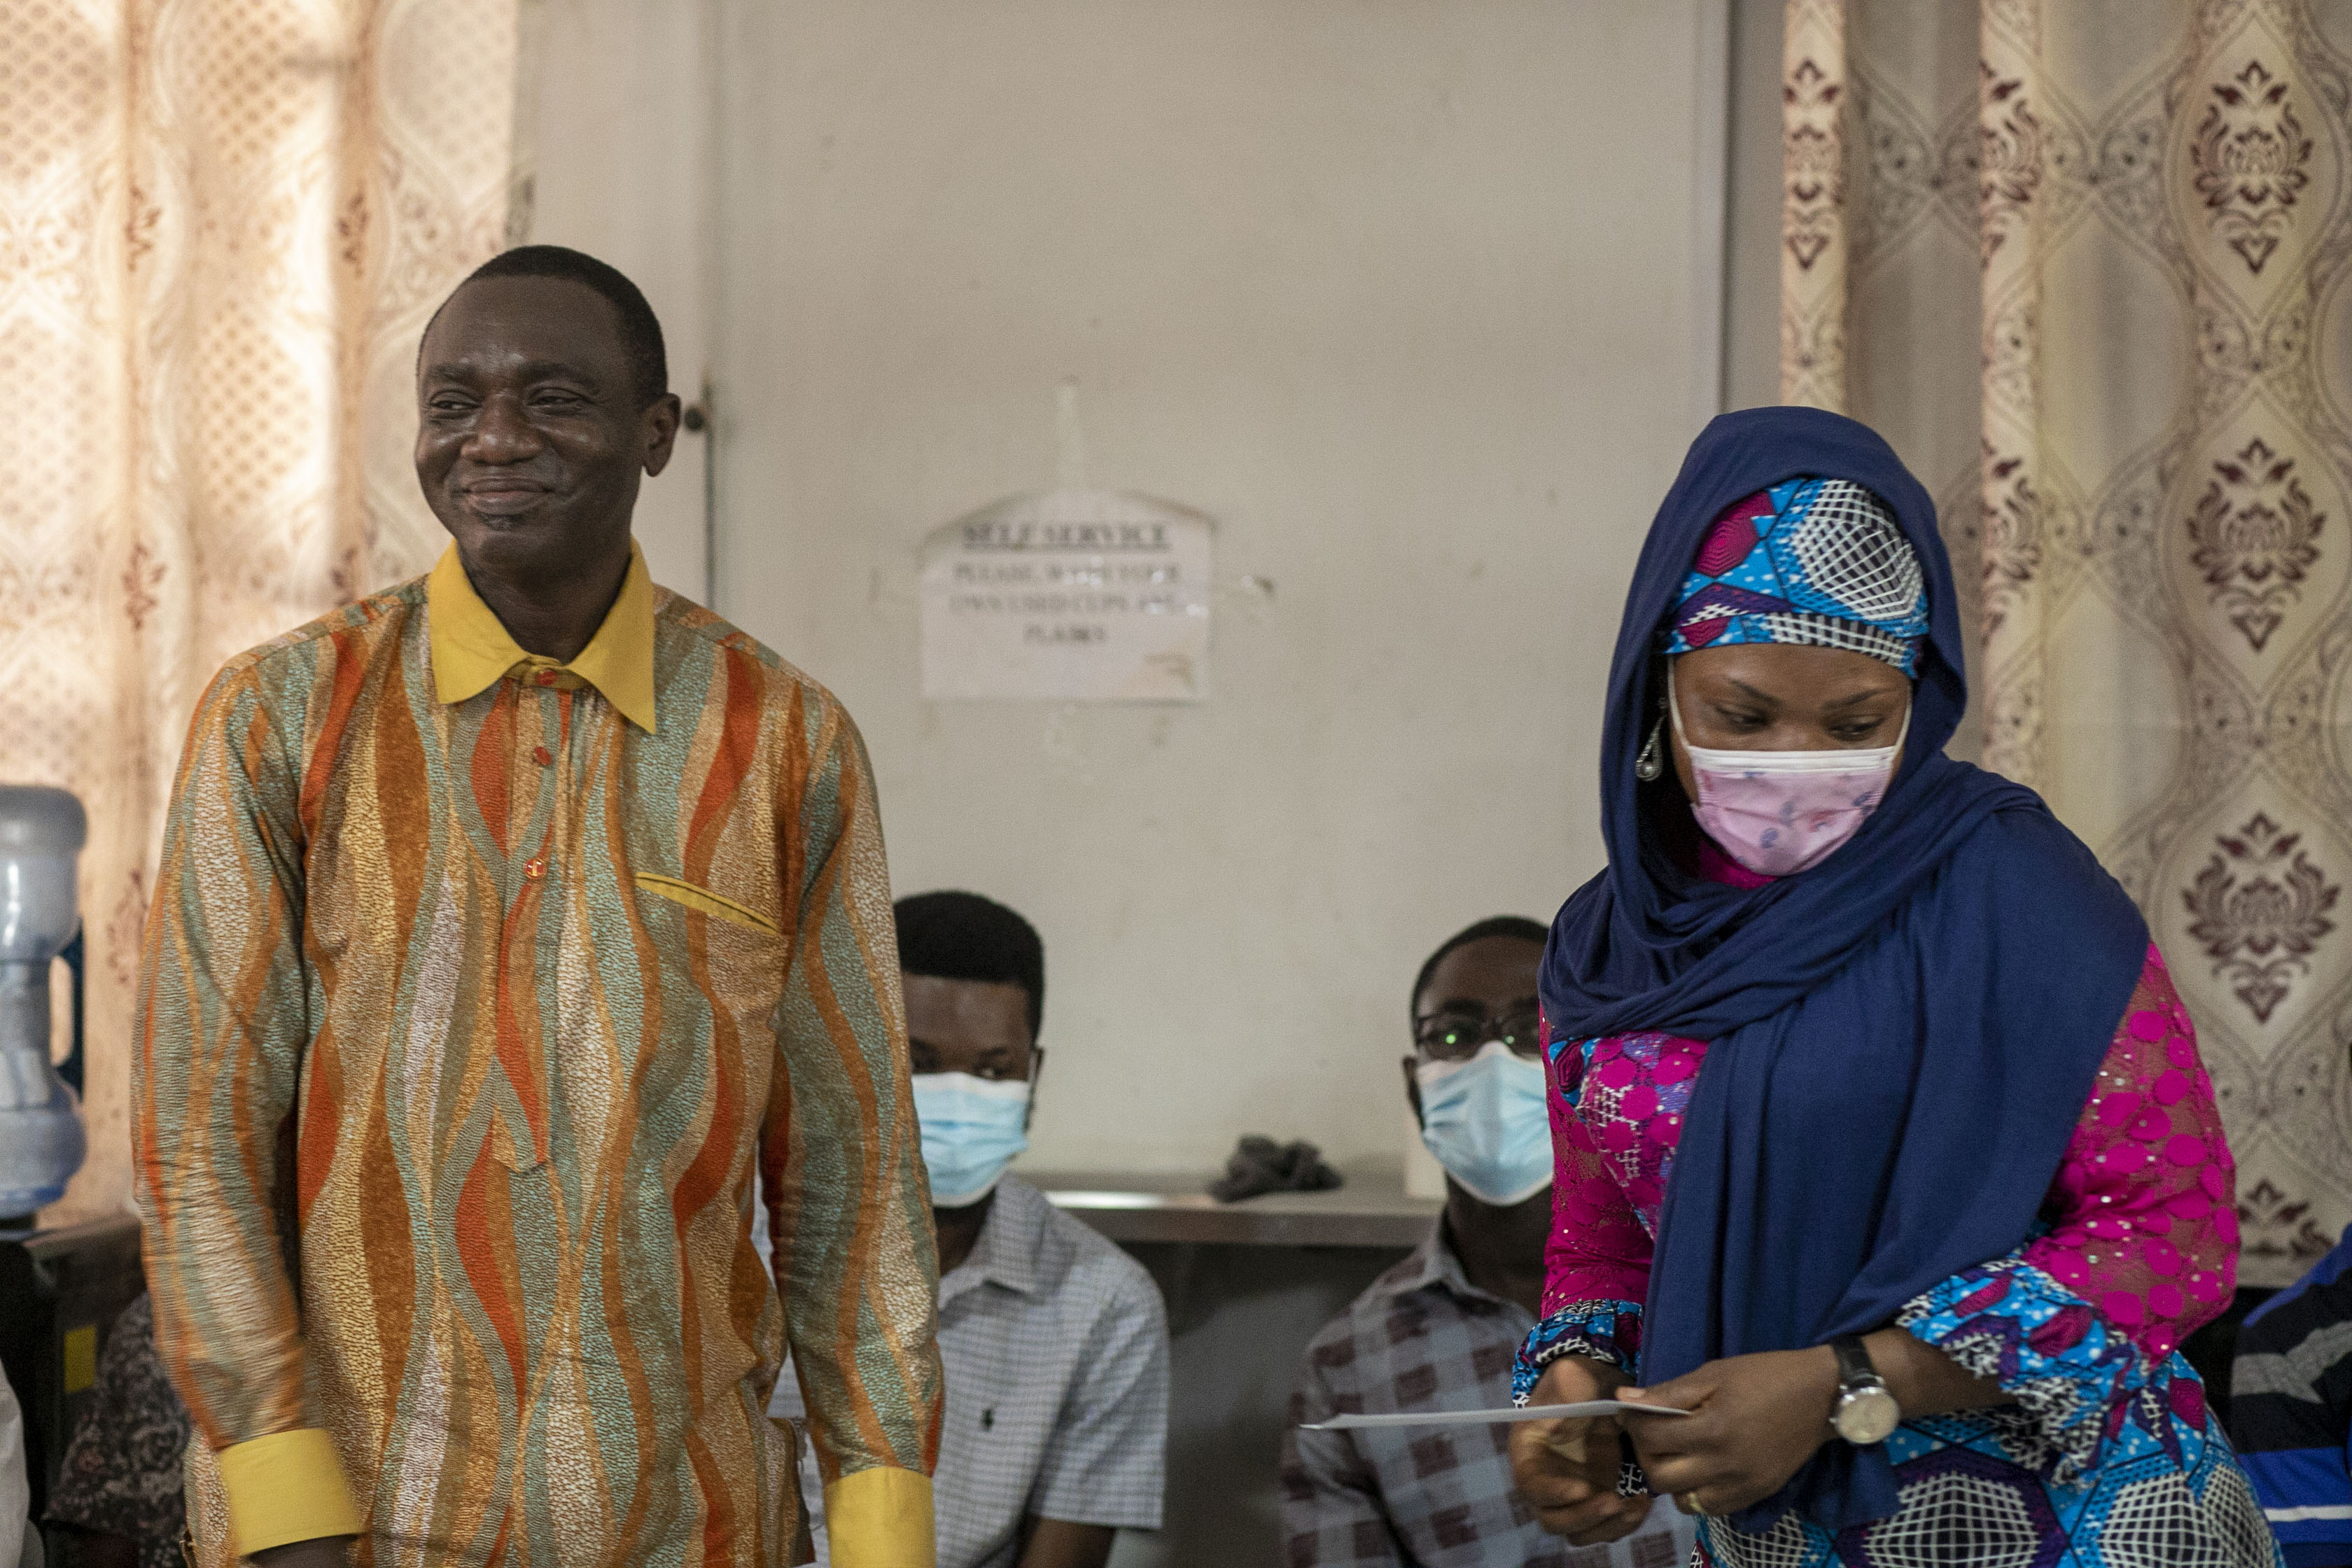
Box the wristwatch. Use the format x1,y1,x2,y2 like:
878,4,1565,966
1829,1335,1901,1446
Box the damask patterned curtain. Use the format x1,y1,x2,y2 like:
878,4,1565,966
0,0,522,1224
1781,0,2352,1286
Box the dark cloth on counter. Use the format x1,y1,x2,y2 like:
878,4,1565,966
1210,1135,1343,1203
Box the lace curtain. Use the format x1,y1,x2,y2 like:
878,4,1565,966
1782,0,2352,1285
0,0,522,1223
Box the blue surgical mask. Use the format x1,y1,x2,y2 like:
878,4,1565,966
913,1072,1032,1206
1415,1042,1552,1206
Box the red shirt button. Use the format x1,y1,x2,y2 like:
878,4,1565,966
534,669,557,686
523,858,545,880
533,746,553,766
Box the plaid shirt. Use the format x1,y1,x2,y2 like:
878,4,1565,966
773,1175,1168,1567
1282,1222,1694,1568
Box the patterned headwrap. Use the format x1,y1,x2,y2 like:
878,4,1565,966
1660,476,1930,676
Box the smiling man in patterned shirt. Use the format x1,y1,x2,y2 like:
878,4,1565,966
134,246,943,1568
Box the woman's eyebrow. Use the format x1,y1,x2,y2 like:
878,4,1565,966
1823,688,1900,710
1721,678,1779,705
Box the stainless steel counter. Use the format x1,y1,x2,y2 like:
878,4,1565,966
1026,1168,1441,1248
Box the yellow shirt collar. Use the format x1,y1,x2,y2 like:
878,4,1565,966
427,542,659,732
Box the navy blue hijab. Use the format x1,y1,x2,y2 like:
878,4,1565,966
1541,407,2148,1531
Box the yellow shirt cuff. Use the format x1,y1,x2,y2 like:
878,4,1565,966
216,1428,364,1555
824,1466,934,1568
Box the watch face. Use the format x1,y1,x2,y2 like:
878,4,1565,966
1835,1386,1901,1446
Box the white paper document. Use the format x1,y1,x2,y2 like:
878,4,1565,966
1299,1400,1691,1432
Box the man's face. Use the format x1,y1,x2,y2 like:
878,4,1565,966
414,275,679,578
904,974,1035,1082
1403,935,1546,1124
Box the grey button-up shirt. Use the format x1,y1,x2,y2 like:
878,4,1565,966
771,1175,1169,1567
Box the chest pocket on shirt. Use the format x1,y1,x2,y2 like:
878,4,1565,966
635,874,782,936
631,872,791,1051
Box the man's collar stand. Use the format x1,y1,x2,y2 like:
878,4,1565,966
427,542,657,731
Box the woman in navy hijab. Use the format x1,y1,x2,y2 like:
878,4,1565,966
1504,410,2277,1567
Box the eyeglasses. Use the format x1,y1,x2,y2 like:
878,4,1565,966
1413,1007,1544,1062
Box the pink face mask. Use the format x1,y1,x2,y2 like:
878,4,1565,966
1669,666,1911,877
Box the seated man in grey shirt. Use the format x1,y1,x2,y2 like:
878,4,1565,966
1281,918,1694,1568
766,890,1169,1568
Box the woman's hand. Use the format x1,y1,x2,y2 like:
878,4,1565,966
1619,1348,1841,1517
1506,1356,1656,1544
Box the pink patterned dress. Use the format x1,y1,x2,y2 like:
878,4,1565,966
1513,845,2275,1568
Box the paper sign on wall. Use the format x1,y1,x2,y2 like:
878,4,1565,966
920,489,1212,701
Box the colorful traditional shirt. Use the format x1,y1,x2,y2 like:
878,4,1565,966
134,545,944,1568
2230,1231,2352,1567
1515,850,2277,1567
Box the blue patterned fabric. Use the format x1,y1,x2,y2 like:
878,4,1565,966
1513,1299,1646,1401
1511,1274,2283,1564
1661,475,1931,675
1509,1261,2281,1565
1681,1252,2282,1568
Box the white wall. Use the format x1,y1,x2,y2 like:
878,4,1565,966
538,0,1727,1176
519,0,715,594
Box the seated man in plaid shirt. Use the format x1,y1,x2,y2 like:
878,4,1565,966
766,891,1170,1568
1281,918,1695,1567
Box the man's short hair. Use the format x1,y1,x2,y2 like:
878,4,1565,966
895,891,1045,1037
1410,916,1549,1018
432,244,668,408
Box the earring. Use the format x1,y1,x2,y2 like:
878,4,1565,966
1634,715,1665,782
